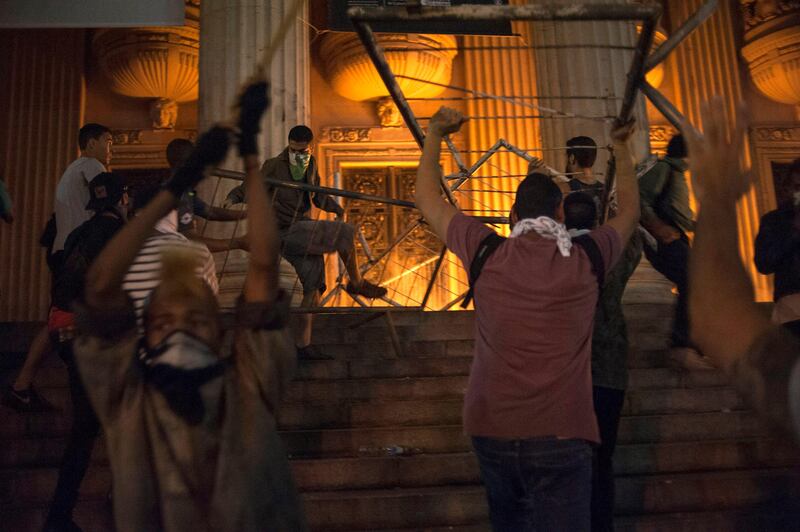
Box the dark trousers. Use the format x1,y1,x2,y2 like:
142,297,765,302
45,341,100,526
643,235,691,348
472,436,592,532
591,386,626,532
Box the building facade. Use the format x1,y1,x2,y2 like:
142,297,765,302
1,0,798,320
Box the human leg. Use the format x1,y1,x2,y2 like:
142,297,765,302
591,386,626,532
519,437,593,532
283,220,386,299
471,437,530,532
44,341,101,530
2,325,56,412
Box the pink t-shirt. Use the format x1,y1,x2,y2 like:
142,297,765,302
447,213,622,443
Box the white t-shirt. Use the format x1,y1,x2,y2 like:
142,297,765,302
53,157,106,251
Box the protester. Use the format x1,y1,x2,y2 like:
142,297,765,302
73,81,306,531
123,187,219,327
639,133,713,370
2,125,110,412
754,157,800,336
566,188,643,532
529,136,604,219
226,125,386,359
166,138,250,252
687,97,800,441
415,106,640,530
42,172,129,532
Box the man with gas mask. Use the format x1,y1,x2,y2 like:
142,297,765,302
226,125,387,360
43,172,130,531
755,157,800,336
72,82,306,531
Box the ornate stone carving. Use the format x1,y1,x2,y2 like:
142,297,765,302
649,125,678,144
753,126,800,141
740,1,800,117
112,130,143,145
150,98,179,129
377,97,404,128
318,32,457,102
325,128,371,143
93,9,199,127
740,0,800,30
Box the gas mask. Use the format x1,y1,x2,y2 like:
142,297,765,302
141,330,223,425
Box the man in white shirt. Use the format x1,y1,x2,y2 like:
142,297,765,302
53,123,113,253
3,124,112,414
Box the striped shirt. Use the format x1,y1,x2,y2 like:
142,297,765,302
123,230,219,325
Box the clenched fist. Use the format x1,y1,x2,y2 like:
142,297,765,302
428,107,467,137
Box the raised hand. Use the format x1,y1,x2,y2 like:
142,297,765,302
528,157,545,173
237,80,271,156
163,126,232,198
682,97,753,205
428,107,467,137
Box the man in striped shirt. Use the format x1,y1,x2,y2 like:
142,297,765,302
123,202,218,325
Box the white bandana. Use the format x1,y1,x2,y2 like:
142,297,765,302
510,216,573,257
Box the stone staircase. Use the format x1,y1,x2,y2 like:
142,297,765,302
3,275,800,531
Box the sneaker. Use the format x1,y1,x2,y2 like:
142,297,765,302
1,384,57,413
668,347,716,371
346,280,388,299
297,345,335,361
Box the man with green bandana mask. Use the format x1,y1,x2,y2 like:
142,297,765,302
227,125,387,360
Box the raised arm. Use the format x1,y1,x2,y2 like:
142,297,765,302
604,120,640,244
235,81,281,304
685,98,800,433
85,128,231,308
415,107,466,241
686,98,770,367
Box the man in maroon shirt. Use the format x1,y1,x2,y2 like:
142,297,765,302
415,107,640,530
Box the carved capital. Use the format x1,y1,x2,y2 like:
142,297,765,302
649,125,678,144
753,126,800,142
112,130,143,145
323,128,371,143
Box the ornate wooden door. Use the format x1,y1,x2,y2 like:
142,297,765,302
341,166,441,305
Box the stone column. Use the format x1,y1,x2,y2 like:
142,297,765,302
199,0,309,149
462,29,540,222
0,30,85,321
668,0,769,300
530,0,650,172
198,0,310,305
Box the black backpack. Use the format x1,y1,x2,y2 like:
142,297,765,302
461,232,605,309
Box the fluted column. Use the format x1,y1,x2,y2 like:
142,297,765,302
530,0,650,171
0,30,85,321
197,0,310,304
199,0,309,149
462,26,540,224
668,0,769,301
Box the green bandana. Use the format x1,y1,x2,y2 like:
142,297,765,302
290,162,306,181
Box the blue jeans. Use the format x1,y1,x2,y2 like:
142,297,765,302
472,436,592,532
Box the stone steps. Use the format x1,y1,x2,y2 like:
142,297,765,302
5,466,799,526
2,407,772,470
1,298,793,531
26,359,729,387
1,385,751,444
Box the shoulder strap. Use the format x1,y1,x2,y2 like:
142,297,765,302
461,232,506,309
572,234,605,292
